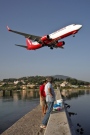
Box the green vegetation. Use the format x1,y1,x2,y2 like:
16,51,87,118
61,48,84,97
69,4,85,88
66,78,89,86
0,76,90,91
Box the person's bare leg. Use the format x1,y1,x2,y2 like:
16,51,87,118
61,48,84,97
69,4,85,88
42,106,45,116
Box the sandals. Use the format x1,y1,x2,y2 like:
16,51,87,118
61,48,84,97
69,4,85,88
40,125,46,129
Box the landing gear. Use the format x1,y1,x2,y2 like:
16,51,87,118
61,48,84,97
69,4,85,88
73,34,75,37
50,47,53,49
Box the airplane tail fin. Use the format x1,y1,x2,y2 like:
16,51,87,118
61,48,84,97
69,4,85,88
26,38,32,49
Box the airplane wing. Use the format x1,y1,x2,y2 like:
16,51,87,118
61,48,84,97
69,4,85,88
7,26,41,41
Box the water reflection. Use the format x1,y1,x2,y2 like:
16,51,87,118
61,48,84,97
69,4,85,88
0,89,40,101
65,89,90,135
0,89,40,134
85,89,90,94
61,89,90,100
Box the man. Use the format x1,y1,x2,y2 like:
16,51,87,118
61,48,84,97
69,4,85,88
39,80,47,116
40,77,56,129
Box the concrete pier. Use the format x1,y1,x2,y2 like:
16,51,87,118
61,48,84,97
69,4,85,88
44,87,77,135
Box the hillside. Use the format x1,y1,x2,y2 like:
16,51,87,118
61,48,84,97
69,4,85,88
52,75,70,80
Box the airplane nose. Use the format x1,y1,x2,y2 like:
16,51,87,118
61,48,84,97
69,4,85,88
80,25,82,28
78,24,82,29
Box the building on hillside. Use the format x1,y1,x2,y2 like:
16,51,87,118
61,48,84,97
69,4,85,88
14,81,19,85
0,82,5,86
60,81,69,87
21,85,27,90
71,85,78,88
27,84,36,88
8,82,13,85
21,80,25,84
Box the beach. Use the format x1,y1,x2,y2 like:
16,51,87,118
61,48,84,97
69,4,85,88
1,105,45,135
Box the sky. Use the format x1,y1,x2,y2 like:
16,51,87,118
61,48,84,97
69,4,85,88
0,0,90,82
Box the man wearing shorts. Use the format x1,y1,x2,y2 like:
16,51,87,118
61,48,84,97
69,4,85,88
39,80,47,116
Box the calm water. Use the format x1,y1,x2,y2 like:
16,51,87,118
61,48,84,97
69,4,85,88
65,89,90,135
0,90,40,134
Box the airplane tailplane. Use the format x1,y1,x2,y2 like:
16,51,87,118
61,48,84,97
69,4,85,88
15,44,27,48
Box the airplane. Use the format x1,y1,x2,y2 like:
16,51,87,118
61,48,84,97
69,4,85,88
7,24,82,50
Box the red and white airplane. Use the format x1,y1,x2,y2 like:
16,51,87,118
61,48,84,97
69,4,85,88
7,24,82,50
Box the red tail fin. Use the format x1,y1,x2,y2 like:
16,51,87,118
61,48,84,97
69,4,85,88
26,38,32,49
26,38,42,50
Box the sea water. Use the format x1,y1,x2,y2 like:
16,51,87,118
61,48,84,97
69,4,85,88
65,89,90,135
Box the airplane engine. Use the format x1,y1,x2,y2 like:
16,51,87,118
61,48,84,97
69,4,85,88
56,41,65,47
41,35,50,41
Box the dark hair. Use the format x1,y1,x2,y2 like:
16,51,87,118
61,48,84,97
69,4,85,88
46,77,53,82
40,80,47,85
43,80,47,83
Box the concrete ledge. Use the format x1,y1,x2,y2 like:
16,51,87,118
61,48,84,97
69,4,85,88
1,105,44,135
44,88,77,135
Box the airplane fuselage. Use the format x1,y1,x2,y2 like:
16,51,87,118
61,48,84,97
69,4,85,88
28,24,82,49
50,24,82,39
